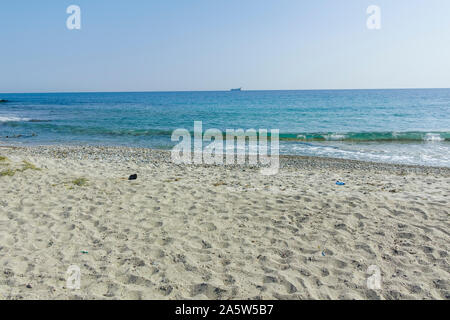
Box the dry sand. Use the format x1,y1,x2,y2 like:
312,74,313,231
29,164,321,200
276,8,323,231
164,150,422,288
0,146,449,300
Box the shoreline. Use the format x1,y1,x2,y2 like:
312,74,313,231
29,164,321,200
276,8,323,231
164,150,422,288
1,144,449,175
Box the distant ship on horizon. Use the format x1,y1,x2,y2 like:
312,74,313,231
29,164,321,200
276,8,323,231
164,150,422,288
230,88,242,92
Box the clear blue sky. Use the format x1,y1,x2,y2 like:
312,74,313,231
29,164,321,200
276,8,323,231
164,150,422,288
1,0,450,92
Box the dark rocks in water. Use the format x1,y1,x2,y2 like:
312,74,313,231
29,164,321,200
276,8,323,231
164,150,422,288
0,99,9,103
4,133,37,139
28,119,51,123
5,134,23,138
128,174,137,180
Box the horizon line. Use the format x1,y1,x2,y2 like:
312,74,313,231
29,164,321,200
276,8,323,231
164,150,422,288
1,87,450,95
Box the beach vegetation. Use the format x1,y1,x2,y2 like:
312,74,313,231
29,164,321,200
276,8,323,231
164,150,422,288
0,169,16,177
72,177,88,186
20,160,41,171
0,160,42,177
0,156,8,162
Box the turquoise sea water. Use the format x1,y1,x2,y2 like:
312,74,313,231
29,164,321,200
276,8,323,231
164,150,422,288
0,89,449,167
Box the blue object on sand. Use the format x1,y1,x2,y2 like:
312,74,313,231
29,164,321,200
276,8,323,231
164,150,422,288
336,181,345,186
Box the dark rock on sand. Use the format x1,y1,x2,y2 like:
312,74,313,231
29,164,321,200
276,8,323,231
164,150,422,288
128,174,137,180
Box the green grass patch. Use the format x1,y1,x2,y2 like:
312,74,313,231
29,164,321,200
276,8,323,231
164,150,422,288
20,160,41,171
71,178,88,187
0,169,16,177
0,160,42,177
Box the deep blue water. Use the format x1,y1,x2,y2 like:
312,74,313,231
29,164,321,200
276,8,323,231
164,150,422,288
1,89,449,166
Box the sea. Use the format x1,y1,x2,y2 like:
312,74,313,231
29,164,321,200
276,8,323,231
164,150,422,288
1,89,449,167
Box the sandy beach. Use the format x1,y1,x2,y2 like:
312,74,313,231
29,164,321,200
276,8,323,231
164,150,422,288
0,145,448,300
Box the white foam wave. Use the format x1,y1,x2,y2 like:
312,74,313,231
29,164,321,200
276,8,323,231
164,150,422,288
324,134,346,141
0,116,30,122
283,140,450,167
424,133,444,142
